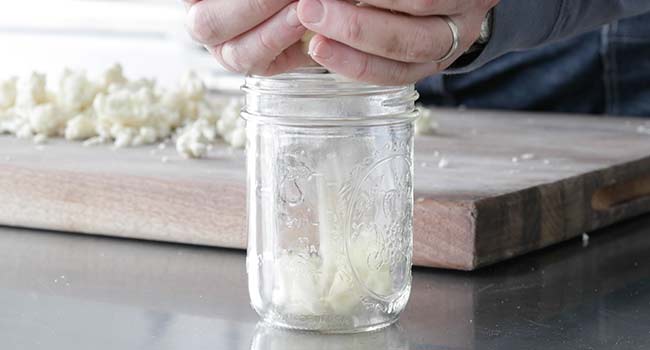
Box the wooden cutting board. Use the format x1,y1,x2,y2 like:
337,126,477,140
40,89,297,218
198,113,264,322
2,109,650,270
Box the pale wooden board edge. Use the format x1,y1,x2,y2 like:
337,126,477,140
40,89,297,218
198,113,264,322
0,165,248,251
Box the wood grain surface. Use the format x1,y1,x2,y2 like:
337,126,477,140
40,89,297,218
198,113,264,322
2,109,650,270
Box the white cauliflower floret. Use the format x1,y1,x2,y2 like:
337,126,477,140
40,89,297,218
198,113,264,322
217,98,245,148
93,82,178,147
229,127,246,149
180,71,206,101
1,110,31,138
112,127,137,148
99,63,128,91
175,118,217,158
57,69,99,116
160,90,184,113
29,103,64,136
16,72,48,107
132,126,158,146
0,77,17,110
414,104,437,135
301,31,316,54
0,109,23,134
161,72,219,124
269,230,393,317
15,122,33,139
64,113,97,140
33,134,47,144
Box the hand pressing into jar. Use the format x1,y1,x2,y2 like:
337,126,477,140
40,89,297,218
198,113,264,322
183,0,498,85
298,0,498,85
182,0,312,75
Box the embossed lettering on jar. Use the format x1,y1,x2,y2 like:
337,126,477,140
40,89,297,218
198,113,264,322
243,68,417,333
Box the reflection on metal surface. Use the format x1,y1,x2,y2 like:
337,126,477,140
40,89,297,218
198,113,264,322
0,214,649,349
250,323,409,350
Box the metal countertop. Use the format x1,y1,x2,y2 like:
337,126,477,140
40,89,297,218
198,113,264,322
0,215,648,350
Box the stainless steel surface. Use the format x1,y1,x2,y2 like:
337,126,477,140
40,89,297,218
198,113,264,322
0,215,648,349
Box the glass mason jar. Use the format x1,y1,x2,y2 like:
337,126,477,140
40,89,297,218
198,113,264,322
243,68,417,333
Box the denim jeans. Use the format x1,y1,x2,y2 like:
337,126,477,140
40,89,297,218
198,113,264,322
417,11,650,117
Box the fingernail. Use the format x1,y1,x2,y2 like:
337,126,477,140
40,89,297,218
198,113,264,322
309,38,332,59
286,5,301,27
300,0,324,24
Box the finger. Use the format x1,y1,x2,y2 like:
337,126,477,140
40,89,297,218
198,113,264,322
187,0,294,46
308,34,443,85
358,0,483,16
298,0,464,63
263,42,314,76
208,3,308,75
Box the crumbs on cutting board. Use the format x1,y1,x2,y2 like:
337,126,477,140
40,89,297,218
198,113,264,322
512,153,536,163
0,64,246,159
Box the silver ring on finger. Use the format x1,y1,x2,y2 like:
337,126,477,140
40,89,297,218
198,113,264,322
433,16,460,63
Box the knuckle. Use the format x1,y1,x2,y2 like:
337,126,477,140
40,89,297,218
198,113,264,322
257,31,277,53
345,12,364,43
220,43,250,73
211,45,236,73
187,3,222,44
402,24,436,61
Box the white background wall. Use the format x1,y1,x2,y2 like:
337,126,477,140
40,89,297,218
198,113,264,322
0,0,243,91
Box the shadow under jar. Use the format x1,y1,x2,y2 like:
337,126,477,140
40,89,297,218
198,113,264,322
243,68,418,333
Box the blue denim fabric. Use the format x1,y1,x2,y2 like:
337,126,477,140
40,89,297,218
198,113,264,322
417,11,650,117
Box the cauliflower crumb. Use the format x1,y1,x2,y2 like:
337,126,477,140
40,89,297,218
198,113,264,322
520,153,535,160
29,104,64,136
33,134,47,144
82,136,107,147
414,104,437,135
65,113,97,140
176,119,214,158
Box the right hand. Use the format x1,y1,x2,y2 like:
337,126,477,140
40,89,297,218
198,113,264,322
183,0,310,76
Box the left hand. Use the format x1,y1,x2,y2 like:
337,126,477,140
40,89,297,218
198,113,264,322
297,0,498,85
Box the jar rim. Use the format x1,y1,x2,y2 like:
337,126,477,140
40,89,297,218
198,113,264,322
242,67,419,125
243,67,415,97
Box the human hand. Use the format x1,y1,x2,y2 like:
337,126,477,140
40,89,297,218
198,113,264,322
298,0,499,85
183,0,312,76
